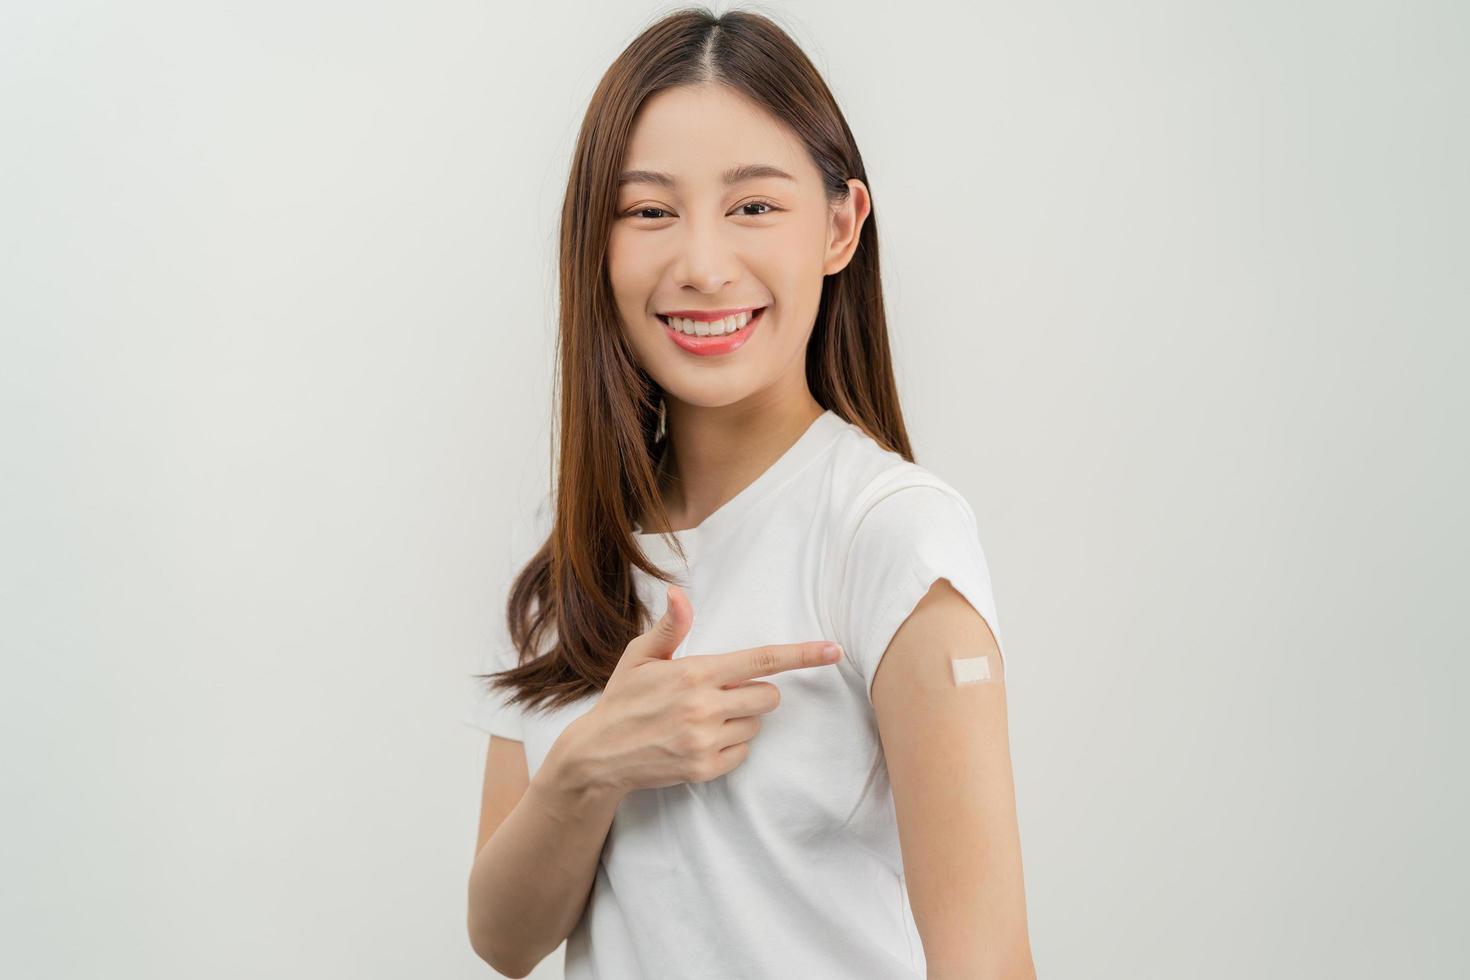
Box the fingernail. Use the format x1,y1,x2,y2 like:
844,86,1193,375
821,643,842,662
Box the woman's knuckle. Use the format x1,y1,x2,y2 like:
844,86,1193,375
673,729,701,756
753,646,779,675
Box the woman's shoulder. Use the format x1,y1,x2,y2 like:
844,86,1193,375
822,422,975,532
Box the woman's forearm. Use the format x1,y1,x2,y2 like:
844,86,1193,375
466,720,625,977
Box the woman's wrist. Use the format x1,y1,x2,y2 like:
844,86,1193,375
534,711,628,811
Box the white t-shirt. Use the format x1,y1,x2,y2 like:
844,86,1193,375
464,409,1007,979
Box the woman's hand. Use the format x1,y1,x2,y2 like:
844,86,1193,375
566,584,843,795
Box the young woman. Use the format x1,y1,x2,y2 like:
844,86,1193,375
465,9,1033,978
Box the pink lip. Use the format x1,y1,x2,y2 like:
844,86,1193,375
659,307,765,357
659,306,763,321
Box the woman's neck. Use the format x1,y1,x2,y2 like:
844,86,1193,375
645,395,824,532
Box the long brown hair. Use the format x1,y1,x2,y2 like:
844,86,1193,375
477,6,914,717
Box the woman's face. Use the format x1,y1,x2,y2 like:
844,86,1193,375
608,83,868,412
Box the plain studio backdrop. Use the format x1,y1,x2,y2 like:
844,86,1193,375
1,1,1465,977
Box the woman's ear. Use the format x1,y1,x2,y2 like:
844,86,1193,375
823,178,872,276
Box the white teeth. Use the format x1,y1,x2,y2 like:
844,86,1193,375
664,309,756,336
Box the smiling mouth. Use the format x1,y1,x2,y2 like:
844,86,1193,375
655,307,766,337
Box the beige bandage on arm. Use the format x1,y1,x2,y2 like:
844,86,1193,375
951,653,999,685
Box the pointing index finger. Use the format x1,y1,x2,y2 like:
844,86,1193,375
707,641,844,684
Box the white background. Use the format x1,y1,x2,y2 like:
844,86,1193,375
2,1,1465,977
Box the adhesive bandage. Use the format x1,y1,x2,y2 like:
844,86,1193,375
951,653,998,685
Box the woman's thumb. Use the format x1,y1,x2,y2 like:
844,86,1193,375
639,584,692,661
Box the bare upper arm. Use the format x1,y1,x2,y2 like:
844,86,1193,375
870,577,1035,976
476,735,530,856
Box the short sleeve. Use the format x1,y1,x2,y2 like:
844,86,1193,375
462,639,525,741
831,483,1005,701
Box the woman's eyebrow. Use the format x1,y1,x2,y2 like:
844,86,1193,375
616,163,796,188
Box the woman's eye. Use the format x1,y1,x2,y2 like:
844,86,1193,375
737,200,778,216
626,207,671,220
